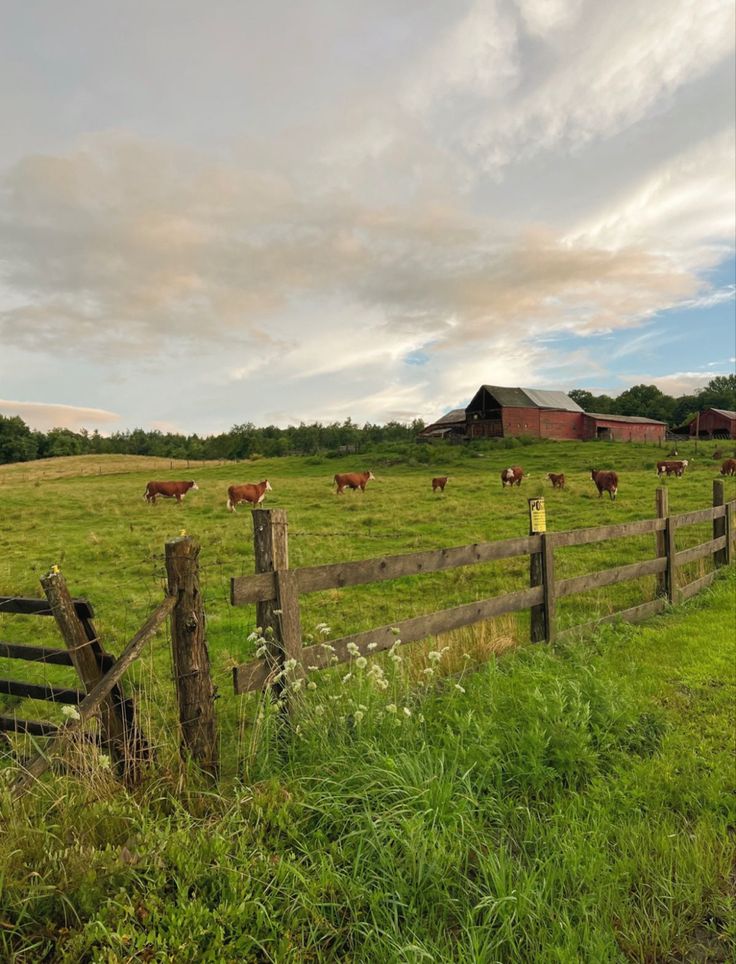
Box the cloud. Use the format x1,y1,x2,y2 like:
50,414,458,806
615,370,729,396
0,399,120,431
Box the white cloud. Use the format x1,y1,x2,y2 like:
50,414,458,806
0,399,120,432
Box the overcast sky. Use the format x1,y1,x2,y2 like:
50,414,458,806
0,0,734,434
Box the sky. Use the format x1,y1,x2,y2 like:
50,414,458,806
0,0,734,435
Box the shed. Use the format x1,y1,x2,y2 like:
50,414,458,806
582,413,667,443
688,408,736,440
419,408,467,440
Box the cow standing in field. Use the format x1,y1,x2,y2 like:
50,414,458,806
334,471,375,494
590,469,618,500
656,460,688,477
546,473,565,489
501,466,524,487
721,459,736,476
227,480,272,511
144,480,198,504
432,476,449,493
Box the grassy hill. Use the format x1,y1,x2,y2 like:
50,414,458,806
0,441,734,960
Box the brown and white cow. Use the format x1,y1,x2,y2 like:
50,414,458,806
227,480,272,512
591,469,618,500
432,476,449,493
334,471,375,494
720,458,736,476
144,480,198,504
546,472,565,489
501,466,524,487
656,459,688,477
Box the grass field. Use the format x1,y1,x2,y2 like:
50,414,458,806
1,441,735,961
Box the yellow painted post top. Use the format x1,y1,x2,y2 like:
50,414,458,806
528,497,547,533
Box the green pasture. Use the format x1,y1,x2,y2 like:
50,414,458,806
1,439,734,762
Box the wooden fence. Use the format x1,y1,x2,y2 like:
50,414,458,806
231,482,735,703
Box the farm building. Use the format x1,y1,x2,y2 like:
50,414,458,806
419,408,467,440
581,412,667,443
465,386,585,440
688,408,736,440
423,385,668,442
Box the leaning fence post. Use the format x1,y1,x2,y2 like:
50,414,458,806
713,479,727,568
40,568,136,781
165,536,219,779
252,508,304,714
655,487,669,598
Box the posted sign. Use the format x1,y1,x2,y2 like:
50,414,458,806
528,497,546,533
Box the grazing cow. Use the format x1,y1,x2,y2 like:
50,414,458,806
546,472,565,489
721,458,736,476
144,480,198,504
656,459,688,477
590,469,618,500
501,466,524,487
227,480,272,512
432,476,449,493
334,471,375,494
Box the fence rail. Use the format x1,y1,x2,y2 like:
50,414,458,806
231,483,735,698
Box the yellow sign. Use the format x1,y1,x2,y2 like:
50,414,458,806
528,498,547,533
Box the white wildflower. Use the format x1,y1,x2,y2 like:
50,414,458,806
353,710,364,724
385,703,397,714
256,645,268,658
454,683,466,694
247,631,260,642
346,642,360,656
403,707,411,717
367,643,378,651
98,754,111,770
391,653,402,665
376,678,389,691
62,705,81,721
422,667,435,676
330,656,339,664
342,673,352,684
418,714,425,724
463,653,471,661
290,678,303,691
355,656,368,669
321,642,336,653
315,705,325,716
308,665,319,671
307,680,317,691
284,658,298,672
428,651,442,663
319,626,332,637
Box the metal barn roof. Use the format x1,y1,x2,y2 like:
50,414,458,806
477,386,584,413
431,408,467,426
584,412,667,425
708,408,736,420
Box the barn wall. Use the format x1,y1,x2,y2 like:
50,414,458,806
501,406,541,437
583,416,665,443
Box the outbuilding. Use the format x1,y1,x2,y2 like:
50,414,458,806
581,412,666,443
464,386,585,440
419,408,467,441
688,408,736,440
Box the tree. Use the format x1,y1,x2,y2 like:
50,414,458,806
613,384,675,423
0,415,39,463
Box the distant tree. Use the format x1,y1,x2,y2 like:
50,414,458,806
697,374,736,412
613,384,675,423
568,389,595,411
0,415,39,463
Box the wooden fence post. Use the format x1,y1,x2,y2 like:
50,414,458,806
541,533,556,643
665,517,677,604
165,536,219,778
252,508,304,713
40,569,137,782
655,487,669,597
713,479,727,568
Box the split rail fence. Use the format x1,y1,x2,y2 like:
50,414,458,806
230,481,735,706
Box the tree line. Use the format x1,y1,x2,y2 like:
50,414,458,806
567,375,735,426
0,376,733,466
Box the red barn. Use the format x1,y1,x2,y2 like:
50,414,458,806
688,408,736,440
581,413,666,443
465,386,585,440
419,408,467,441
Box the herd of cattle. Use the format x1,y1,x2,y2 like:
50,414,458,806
142,457,736,510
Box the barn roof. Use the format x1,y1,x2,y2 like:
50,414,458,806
430,408,467,426
707,408,736,420
477,386,584,413
584,412,667,425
